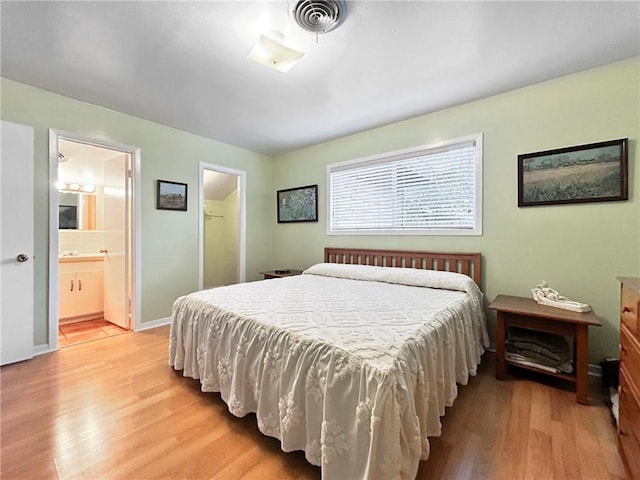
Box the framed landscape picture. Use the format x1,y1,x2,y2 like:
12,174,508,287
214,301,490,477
277,184,318,223
157,180,187,211
518,138,628,207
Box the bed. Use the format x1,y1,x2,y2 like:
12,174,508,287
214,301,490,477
169,248,489,479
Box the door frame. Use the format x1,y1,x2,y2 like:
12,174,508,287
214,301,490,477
48,129,142,350
199,162,246,290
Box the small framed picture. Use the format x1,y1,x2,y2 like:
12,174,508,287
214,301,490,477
518,138,628,207
157,180,188,211
277,184,318,223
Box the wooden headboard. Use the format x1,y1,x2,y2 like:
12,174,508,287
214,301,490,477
324,247,482,287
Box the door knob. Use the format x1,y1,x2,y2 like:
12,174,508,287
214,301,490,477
16,254,29,263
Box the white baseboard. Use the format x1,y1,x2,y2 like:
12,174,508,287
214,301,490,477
135,317,171,331
31,318,170,356
33,330,606,379
34,343,56,356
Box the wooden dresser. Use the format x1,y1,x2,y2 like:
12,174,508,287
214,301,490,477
618,277,640,478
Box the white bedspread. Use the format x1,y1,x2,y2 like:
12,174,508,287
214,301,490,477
169,264,488,480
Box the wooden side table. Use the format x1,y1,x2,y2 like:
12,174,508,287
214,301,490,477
488,295,601,405
259,269,303,280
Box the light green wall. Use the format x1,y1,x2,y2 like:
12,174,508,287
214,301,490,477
3,58,638,361
272,58,640,363
1,78,273,345
203,194,238,289
203,199,225,288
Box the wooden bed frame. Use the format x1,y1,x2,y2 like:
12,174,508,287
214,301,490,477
324,247,482,287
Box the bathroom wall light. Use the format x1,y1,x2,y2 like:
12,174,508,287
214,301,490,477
58,182,96,193
247,34,304,73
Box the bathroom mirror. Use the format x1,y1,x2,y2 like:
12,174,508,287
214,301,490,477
59,192,97,230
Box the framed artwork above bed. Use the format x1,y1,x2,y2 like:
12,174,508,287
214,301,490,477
277,184,318,223
518,138,628,207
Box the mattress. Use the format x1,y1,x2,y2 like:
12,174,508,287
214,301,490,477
169,263,489,480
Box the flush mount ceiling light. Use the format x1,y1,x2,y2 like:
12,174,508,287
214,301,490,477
289,0,346,36
247,1,346,72
247,32,304,73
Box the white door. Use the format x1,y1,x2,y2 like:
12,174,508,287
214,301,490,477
1,121,34,365
102,153,129,329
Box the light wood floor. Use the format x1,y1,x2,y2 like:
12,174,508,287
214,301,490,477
1,326,628,480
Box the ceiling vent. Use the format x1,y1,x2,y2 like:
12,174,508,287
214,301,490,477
290,0,346,35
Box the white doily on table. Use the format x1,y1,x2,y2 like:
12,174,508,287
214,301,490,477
531,281,591,312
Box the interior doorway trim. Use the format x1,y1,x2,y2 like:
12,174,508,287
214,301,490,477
48,129,142,351
199,161,246,290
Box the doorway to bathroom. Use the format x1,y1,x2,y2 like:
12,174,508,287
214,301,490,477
199,162,246,289
49,131,140,349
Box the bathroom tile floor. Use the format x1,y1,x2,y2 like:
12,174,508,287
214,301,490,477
58,319,129,347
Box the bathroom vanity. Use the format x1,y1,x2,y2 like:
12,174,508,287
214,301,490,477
59,255,104,322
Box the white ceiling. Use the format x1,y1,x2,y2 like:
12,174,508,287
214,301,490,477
2,1,639,157
58,139,123,186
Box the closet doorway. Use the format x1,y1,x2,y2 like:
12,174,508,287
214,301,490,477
49,130,141,349
199,162,246,289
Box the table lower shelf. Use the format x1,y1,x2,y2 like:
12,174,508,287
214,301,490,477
505,359,576,383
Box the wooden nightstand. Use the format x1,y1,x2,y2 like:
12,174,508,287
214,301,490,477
259,269,303,280
488,294,601,405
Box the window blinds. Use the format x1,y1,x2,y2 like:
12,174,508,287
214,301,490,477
329,139,478,232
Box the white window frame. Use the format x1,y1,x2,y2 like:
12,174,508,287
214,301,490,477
326,133,483,236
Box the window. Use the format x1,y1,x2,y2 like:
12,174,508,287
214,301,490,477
328,134,482,235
